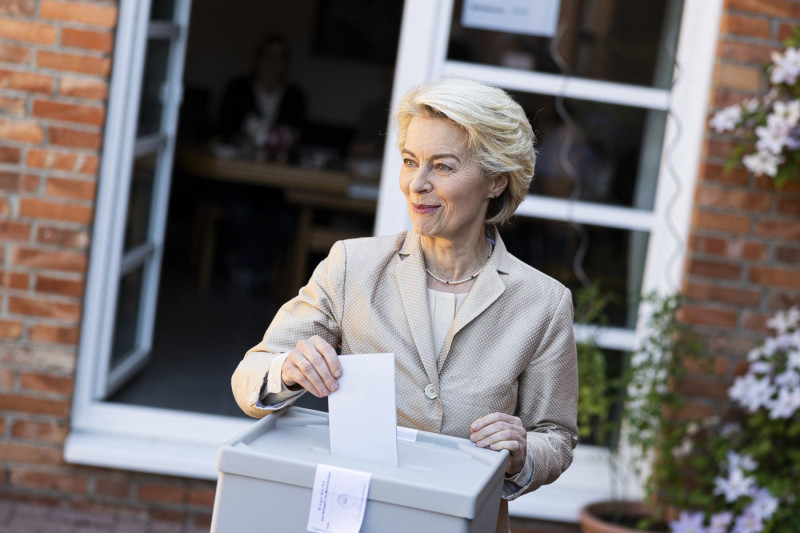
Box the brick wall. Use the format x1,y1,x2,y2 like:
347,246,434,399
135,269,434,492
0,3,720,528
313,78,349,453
0,0,213,529
681,0,800,416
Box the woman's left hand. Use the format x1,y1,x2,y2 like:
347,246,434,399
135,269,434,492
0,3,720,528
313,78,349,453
470,413,527,475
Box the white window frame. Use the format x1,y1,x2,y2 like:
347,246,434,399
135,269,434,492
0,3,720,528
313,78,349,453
66,0,723,523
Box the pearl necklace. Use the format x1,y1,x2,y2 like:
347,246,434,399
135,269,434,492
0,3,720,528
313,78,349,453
424,243,494,285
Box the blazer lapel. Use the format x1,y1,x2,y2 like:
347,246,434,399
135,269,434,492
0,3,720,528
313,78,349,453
393,231,440,385
438,232,510,370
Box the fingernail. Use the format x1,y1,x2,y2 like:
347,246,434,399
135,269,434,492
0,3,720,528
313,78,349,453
330,382,338,391
334,370,342,378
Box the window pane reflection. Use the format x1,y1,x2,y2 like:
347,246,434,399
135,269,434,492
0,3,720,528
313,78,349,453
124,154,157,252
137,39,171,137
111,266,145,366
448,0,683,89
509,90,665,210
502,217,649,328
150,0,176,21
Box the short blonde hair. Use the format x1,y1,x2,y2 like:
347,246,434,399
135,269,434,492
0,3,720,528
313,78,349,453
394,78,535,225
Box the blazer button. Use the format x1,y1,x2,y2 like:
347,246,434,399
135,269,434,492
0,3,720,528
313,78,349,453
424,384,437,400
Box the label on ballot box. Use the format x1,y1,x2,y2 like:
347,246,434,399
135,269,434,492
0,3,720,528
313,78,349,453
307,464,371,533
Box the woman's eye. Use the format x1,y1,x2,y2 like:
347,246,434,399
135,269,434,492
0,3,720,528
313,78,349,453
403,158,417,167
434,163,452,172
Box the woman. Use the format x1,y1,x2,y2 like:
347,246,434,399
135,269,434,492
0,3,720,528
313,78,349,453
232,78,578,533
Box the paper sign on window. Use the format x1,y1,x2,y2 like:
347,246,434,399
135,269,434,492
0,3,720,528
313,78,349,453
462,0,561,37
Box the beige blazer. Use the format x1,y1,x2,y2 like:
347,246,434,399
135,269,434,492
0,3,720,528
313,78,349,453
232,230,578,533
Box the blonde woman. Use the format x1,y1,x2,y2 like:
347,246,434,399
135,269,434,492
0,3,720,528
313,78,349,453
232,78,578,533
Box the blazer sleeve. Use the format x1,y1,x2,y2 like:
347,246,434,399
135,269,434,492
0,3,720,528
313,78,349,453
504,286,579,500
231,240,347,417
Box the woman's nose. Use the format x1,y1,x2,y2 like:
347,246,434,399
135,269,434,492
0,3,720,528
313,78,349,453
409,167,432,193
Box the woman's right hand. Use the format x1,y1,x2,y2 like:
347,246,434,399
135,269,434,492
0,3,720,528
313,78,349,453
281,335,342,398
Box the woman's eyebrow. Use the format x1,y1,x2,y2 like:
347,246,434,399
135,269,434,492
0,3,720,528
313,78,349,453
401,148,461,162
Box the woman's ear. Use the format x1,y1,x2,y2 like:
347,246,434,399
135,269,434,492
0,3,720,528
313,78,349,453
490,174,508,198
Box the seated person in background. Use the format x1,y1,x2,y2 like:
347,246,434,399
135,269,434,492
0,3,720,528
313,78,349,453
217,33,307,162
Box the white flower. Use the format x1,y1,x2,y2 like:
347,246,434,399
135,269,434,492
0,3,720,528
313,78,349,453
708,512,733,533
721,422,741,437
744,98,760,113
775,368,800,388
748,488,779,521
670,510,707,533
770,100,800,128
788,350,800,370
755,123,789,154
728,451,757,473
729,374,774,412
711,104,743,132
769,386,800,418
770,47,800,85
742,150,783,177
714,466,757,503
733,508,764,533
749,361,772,375
766,307,800,334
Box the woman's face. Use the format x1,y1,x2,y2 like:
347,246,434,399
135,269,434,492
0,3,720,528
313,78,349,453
400,116,504,243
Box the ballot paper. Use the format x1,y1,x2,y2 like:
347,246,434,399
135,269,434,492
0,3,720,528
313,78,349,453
328,353,398,466
307,464,371,533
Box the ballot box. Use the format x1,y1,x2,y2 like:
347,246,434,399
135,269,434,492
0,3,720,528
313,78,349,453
211,407,508,532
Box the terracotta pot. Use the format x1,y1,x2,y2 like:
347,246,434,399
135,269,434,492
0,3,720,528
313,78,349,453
579,500,666,533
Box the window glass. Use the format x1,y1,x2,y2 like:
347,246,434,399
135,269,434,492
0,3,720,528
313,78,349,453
509,90,666,211
123,154,157,253
137,39,171,137
448,0,681,89
502,218,649,328
110,266,145,366
578,347,626,446
150,0,176,21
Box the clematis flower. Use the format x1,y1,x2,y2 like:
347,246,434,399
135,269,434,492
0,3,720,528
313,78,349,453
755,123,790,154
707,512,733,533
733,508,764,533
768,386,800,419
729,374,774,412
670,510,707,533
770,47,800,85
742,150,783,177
770,100,800,127
714,466,757,503
748,488,779,521
711,104,743,132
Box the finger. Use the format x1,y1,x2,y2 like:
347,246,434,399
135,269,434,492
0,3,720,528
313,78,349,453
470,412,519,432
294,339,337,393
310,336,342,379
471,427,524,449
470,416,524,442
285,348,329,397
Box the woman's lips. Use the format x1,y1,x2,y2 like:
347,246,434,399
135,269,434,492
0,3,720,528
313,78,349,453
412,203,440,214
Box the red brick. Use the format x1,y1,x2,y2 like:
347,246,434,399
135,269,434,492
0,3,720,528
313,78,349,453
742,311,772,334
187,485,216,507
679,304,738,328
703,334,758,359
0,269,29,290
0,367,13,388
37,50,111,76
766,291,800,312
776,197,800,217
8,295,81,320
0,171,38,192
0,42,29,63
35,274,84,297
26,150,98,176
777,246,800,265
0,118,44,143
59,76,108,100
29,324,79,345
41,0,118,28
46,176,96,200
0,196,8,215
11,419,68,444
61,27,113,52
80,155,98,175
755,175,800,193
0,442,63,466
36,225,90,249
0,68,53,93
33,99,105,126
749,266,800,289
754,219,800,240
0,318,24,340
11,469,88,493
194,514,213,529
719,40,774,65
95,477,132,499
696,186,772,212
0,95,25,116
1,344,75,372
0,18,57,45
0,220,31,241
683,280,761,306
687,258,742,280
20,198,93,223
693,210,751,234
699,161,749,187
677,376,730,401
713,62,762,91
19,371,73,394
727,0,800,17
13,247,87,272
0,144,20,163
48,126,101,149
0,393,70,416
137,483,186,505
0,0,35,16
723,13,771,39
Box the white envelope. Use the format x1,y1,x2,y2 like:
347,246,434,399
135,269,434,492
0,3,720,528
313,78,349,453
327,353,398,466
